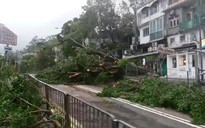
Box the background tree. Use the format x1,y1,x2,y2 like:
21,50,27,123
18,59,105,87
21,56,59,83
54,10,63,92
59,0,135,58
20,36,58,73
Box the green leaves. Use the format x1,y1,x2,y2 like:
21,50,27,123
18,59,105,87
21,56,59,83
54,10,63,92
0,68,56,128
99,78,205,125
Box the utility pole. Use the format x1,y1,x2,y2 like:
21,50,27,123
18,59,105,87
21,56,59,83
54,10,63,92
132,1,142,52
133,2,138,46
199,27,203,80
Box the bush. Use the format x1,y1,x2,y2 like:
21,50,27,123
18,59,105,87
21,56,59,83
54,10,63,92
98,77,205,125
98,79,138,98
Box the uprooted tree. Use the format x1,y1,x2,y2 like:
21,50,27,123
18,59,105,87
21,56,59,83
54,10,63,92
34,0,157,84
36,34,129,84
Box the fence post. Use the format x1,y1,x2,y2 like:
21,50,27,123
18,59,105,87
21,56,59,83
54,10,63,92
45,85,50,110
187,71,189,87
112,119,118,128
64,94,70,127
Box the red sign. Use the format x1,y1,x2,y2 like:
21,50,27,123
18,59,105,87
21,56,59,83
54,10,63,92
0,24,17,46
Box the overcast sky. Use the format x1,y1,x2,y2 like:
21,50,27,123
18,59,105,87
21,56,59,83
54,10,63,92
0,0,87,54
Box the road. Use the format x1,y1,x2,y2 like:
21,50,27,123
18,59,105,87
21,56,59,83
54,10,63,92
52,84,201,128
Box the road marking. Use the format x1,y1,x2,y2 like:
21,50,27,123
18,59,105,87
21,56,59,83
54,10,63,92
112,98,203,128
67,85,205,128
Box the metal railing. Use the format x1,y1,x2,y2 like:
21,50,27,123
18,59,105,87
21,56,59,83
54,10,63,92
26,74,136,128
179,17,205,31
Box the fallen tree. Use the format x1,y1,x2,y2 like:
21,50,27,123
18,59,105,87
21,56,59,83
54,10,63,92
36,35,128,84
0,67,63,128
36,34,159,85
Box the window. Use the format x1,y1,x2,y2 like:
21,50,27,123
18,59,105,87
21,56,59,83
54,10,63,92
172,57,177,68
203,29,205,39
150,2,158,15
143,27,149,37
177,18,179,26
179,55,186,66
187,12,192,21
142,8,149,18
170,37,175,44
190,32,197,41
180,35,186,42
192,55,195,67
170,17,179,28
150,17,163,34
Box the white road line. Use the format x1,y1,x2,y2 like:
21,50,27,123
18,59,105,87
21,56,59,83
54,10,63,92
112,98,203,128
116,98,190,122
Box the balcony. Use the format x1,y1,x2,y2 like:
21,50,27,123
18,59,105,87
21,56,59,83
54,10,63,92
164,0,191,11
179,17,205,31
150,31,164,41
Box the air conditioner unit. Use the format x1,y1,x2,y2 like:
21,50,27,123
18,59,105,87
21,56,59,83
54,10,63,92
153,47,157,51
152,42,157,47
124,50,128,55
132,37,135,45
130,45,133,50
148,46,152,52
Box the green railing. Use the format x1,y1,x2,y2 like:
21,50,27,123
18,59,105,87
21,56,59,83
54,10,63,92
179,16,205,31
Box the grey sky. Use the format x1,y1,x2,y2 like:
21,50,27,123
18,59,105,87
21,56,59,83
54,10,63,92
0,0,87,54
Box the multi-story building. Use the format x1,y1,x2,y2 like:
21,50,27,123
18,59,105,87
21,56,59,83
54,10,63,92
126,0,169,75
164,0,205,79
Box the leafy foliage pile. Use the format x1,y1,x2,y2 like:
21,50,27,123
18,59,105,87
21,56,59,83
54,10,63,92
36,46,128,85
0,67,63,128
98,78,205,125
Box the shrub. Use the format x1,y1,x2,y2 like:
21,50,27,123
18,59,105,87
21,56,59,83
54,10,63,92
98,77,205,125
0,67,62,127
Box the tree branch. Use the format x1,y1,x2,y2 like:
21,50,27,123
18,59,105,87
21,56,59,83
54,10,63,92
18,97,52,115
31,119,61,128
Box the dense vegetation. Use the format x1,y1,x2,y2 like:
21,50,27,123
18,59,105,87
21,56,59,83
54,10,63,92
36,46,129,85
0,67,63,128
98,78,205,125
15,0,205,126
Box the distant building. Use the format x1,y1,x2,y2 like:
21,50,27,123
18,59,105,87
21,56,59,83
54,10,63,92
125,0,169,76
124,0,205,80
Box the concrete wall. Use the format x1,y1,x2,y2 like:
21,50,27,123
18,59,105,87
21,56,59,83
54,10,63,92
165,8,183,36
167,52,196,79
167,30,203,48
139,25,150,44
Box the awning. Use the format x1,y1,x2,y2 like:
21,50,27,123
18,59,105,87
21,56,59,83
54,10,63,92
123,51,159,59
174,43,196,51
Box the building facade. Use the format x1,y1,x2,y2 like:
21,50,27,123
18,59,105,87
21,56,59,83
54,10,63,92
126,0,169,76
164,0,205,79
123,0,205,79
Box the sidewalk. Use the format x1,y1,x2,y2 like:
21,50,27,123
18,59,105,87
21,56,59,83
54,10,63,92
51,84,201,128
